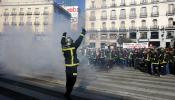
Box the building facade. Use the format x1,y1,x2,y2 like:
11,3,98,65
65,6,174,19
0,0,71,34
85,0,175,48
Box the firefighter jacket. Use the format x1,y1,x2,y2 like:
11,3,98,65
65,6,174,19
61,33,85,67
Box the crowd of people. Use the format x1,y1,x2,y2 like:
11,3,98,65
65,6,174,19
79,46,175,77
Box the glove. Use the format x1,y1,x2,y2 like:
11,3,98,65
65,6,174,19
82,28,86,35
63,32,67,37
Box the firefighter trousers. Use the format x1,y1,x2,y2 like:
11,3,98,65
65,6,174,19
65,67,77,96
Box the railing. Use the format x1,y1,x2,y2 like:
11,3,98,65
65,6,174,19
166,11,174,16
43,11,49,15
11,12,17,16
140,13,147,18
139,26,149,31
87,28,98,32
109,28,118,32
100,28,108,32
150,26,159,31
151,13,159,17
11,22,17,26
34,21,40,25
89,16,96,21
151,0,159,3
110,15,117,20
166,35,174,39
34,11,40,15
110,4,117,8
129,14,137,19
43,21,48,25
101,5,107,8
120,3,126,6
26,22,32,25
3,12,9,16
26,12,32,15
140,1,148,4
3,22,9,25
19,22,24,26
165,25,175,29
119,28,127,32
119,15,126,19
101,16,107,20
130,2,136,5
129,27,137,32
19,12,25,15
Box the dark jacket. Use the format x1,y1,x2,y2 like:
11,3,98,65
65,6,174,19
61,33,84,67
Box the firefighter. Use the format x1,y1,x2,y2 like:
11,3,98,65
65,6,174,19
61,28,86,99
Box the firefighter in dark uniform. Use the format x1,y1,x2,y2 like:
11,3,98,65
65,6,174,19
61,29,86,99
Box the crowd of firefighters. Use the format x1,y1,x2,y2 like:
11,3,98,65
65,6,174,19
80,46,175,76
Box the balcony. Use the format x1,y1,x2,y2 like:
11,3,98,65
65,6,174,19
89,16,96,21
151,13,159,17
140,1,148,5
151,0,159,3
109,28,118,32
166,35,174,39
11,22,17,26
150,26,159,31
34,11,40,15
129,27,137,32
166,11,174,16
43,11,49,15
19,12,25,15
119,28,127,32
3,22,9,25
119,15,126,19
43,21,48,25
110,4,117,8
26,22,32,25
165,25,175,30
19,22,24,26
110,15,117,20
101,16,107,20
101,5,107,9
87,28,98,32
27,12,32,15
139,26,149,31
3,12,9,16
34,21,40,26
11,12,17,16
100,28,108,32
130,2,136,5
129,14,137,19
120,3,126,6
140,13,147,18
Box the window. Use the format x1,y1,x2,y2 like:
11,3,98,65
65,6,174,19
90,11,95,16
140,32,147,39
110,34,117,39
141,20,146,27
101,10,107,19
120,21,125,28
131,0,136,4
130,8,136,18
120,9,126,19
130,32,136,39
168,4,174,13
27,16,32,25
141,0,147,4
111,22,115,29
43,16,48,25
102,22,106,29
91,0,95,8
101,34,108,40
90,11,95,20
121,0,125,6
168,18,173,27
90,34,96,40
91,22,95,29
152,6,159,16
153,19,157,27
111,0,116,6
131,20,135,27
111,10,116,19
141,7,147,14
89,43,96,48
151,32,159,39
102,0,106,8
166,31,174,39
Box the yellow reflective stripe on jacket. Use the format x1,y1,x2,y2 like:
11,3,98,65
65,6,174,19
73,73,77,76
62,47,75,51
80,34,84,37
152,63,159,64
65,63,79,67
70,48,74,65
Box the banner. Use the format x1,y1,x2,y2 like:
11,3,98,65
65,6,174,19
123,42,149,48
